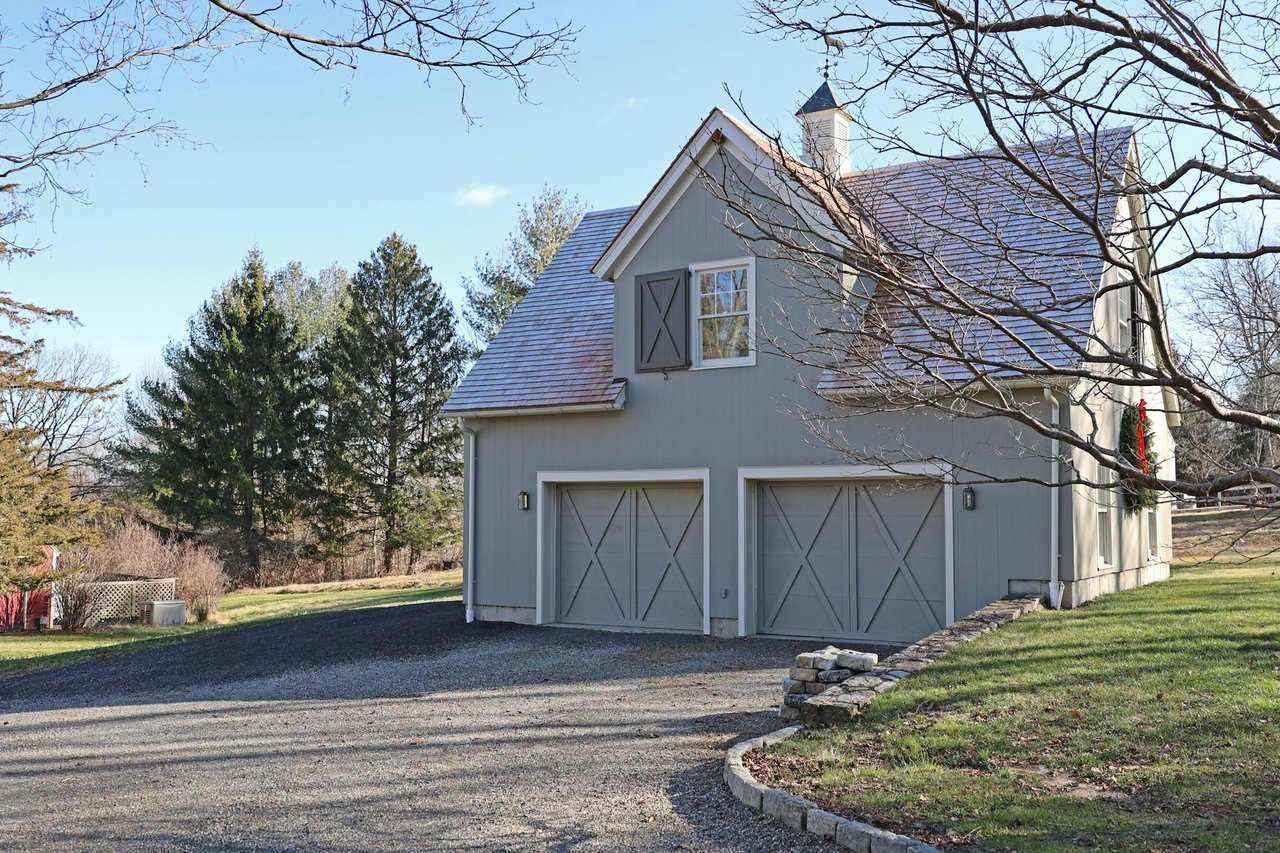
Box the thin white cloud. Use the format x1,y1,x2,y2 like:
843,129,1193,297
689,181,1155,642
602,95,651,123
452,183,512,207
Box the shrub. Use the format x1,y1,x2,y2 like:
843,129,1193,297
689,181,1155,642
88,520,180,579
90,521,228,618
50,556,105,632
180,544,225,622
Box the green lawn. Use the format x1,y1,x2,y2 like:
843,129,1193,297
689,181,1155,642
0,570,462,680
753,559,1280,851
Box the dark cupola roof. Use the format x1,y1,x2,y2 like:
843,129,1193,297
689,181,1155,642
796,81,840,115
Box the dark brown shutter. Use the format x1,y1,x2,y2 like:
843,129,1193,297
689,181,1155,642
635,269,690,372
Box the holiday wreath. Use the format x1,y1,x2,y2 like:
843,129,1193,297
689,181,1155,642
1119,399,1159,510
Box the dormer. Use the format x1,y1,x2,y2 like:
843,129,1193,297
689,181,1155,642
797,81,852,178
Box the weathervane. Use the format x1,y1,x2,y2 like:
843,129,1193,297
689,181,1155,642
819,33,845,79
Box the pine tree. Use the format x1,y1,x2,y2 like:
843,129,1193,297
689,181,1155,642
272,261,351,350
322,234,466,574
1,294,74,393
0,294,106,578
462,185,584,350
115,252,316,581
0,427,86,574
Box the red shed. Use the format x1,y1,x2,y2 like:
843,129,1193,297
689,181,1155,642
0,545,58,630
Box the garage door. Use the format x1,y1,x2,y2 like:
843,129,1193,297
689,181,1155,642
757,480,946,643
555,483,704,631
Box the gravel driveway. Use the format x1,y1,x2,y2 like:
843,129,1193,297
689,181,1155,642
0,603,898,851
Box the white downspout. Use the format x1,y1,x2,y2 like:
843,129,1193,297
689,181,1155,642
462,424,477,624
1044,388,1063,609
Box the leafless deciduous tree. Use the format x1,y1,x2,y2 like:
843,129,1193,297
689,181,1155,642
1,344,122,495
712,0,1280,510
1,1,577,256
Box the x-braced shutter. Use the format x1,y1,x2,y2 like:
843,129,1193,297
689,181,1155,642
635,269,690,371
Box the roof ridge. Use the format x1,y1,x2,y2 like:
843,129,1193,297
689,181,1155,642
584,204,639,217
841,126,1134,182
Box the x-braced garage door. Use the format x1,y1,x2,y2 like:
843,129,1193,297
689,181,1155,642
757,480,947,643
555,483,704,631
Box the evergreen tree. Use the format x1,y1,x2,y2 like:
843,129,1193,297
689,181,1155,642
0,294,107,576
0,427,87,574
115,252,316,580
462,185,584,350
322,234,466,574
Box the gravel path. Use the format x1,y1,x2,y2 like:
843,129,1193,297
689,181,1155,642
0,603,898,851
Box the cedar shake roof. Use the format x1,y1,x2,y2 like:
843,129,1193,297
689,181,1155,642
444,206,635,415
446,122,1134,415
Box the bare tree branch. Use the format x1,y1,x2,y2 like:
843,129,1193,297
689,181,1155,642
708,1,1280,512
0,1,577,255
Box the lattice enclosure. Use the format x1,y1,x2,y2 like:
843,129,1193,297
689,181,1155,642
51,578,178,626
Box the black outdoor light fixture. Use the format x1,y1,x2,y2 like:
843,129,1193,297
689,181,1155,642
518,490,530,511
962,486,977,511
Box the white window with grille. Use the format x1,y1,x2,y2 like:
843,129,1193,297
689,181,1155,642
1096,461,1114,569
689,257,755,368
1147,506,1159,562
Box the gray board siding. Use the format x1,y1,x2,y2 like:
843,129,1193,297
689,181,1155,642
464,176,1075,634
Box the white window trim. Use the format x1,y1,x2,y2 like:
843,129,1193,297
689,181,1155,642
1117,281,1131,334
689,256,756,369
534,468,712,634
1095,461,1114,570
735,463,955,637
1097,501,1113,571
1146,505,1158,562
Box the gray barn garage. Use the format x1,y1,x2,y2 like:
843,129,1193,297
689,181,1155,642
444,93,1176,645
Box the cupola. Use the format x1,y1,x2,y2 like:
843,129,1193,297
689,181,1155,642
796,80,852,177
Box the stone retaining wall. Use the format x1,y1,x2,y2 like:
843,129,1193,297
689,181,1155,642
781,596,1043,726
723,596,1045,850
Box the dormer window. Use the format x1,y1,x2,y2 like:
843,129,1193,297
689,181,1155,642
690,257,755,368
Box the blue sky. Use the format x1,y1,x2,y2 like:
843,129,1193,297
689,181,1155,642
4,2,832,381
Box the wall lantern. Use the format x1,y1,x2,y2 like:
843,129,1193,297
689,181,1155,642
518,490,530,511
962,486,977,511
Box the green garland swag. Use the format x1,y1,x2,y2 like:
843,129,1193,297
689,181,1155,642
1119,403,1159,510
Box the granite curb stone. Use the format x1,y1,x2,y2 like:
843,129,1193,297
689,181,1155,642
723,725,941,852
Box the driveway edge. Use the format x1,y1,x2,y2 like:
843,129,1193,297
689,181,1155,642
724,726,939,852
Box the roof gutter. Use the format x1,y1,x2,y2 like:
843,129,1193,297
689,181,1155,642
820,375,1076,403
445,385,626,420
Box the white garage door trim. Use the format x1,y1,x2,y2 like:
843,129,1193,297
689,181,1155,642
736,464,955,637
536,468,712,633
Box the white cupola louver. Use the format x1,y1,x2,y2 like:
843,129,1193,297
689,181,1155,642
796,81,852,177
